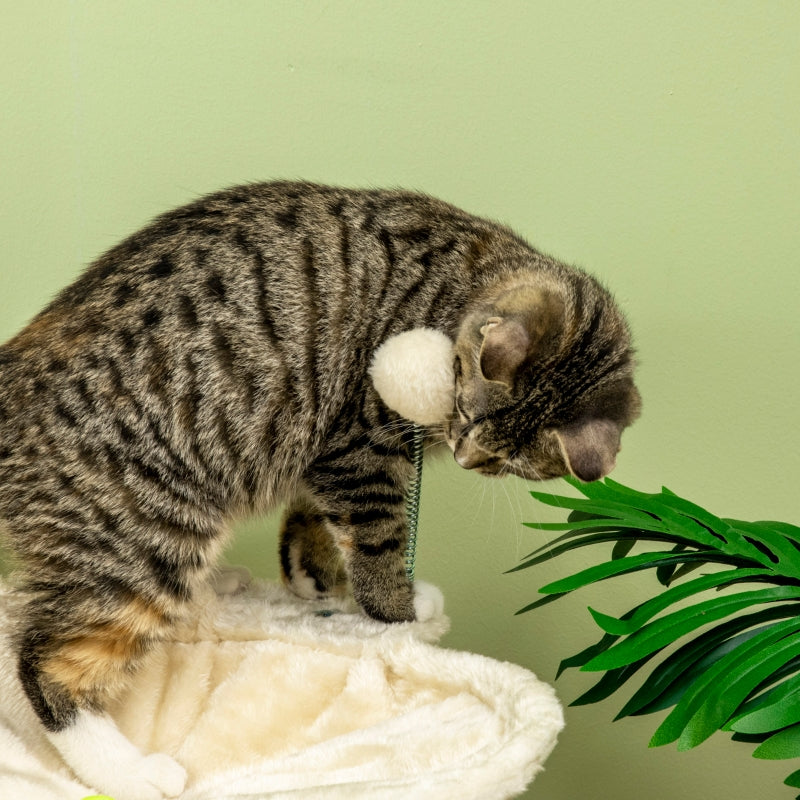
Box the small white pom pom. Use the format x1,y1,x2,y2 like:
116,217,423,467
413,580,446,622
369,329,455,425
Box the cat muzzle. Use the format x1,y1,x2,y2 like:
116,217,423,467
453,436,504,475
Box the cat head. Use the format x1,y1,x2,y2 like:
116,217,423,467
446,271,641,482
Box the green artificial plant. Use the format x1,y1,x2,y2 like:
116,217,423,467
514,476,800,796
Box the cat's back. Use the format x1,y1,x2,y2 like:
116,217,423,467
1,181,499,357
0,180,519,405
0,182,521,506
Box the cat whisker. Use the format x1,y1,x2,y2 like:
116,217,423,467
508,451,544,483
370,420,415,438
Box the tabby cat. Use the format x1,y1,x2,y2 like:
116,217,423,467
0,181,640,799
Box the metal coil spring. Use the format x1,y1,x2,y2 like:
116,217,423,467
404,424,425,582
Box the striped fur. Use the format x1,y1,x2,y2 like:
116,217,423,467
0,181,639,740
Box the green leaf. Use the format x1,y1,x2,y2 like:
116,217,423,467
521,519,640,532
567,508,613,523
518,514,666,559
753,724,800,760
677,633,800,750
724,520,800,579
525,475,800,795
666,560,706,583
654,498,774,563
552,478,786,566
784,768,800,789
655,544,686,587
731,681,800,734
618,608,800,719
565,475,660,505
567,479,730,548
516,524,700,567
539,551,717,595
557,631,621,677
587,568,771,636
528,491,670,531
726,659,800,727
519,524,620,561
514,592,568,615
645,490,728,536
570,655,657,707
731,731,774,744
650,616,800,748
612,538,637,560
621,628,764,720
510,531,658,574
731,519,800,547
584,587,800,672
758,520,800,545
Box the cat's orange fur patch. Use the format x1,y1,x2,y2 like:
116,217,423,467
42,597,170,698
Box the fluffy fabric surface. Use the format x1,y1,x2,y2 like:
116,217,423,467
0,576,563,800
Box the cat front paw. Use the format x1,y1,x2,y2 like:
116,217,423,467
413,581,445,622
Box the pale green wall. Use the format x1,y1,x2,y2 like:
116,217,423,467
2,2,799,798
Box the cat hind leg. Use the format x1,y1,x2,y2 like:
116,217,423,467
17,590,187,800
211,564,252,595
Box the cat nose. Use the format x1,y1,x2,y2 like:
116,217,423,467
454,437,492,470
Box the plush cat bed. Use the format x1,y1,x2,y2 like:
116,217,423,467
0,574,563,800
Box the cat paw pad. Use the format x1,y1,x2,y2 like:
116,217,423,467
413,581,445,622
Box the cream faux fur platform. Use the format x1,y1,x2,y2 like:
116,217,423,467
0,576,563,800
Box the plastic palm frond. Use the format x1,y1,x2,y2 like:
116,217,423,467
513,476,800,796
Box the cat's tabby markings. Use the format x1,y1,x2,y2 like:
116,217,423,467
0,182,639,798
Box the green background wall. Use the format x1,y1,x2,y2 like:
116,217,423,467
2,3,799,798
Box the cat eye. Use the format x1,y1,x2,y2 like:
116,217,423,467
455,392,470,423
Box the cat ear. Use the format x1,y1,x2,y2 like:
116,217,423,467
554,419,621,482
479,317,530,389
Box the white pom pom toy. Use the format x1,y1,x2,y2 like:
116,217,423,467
369,328,455,582
369,328,455,425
